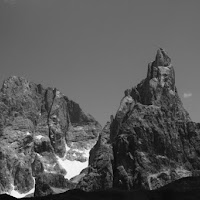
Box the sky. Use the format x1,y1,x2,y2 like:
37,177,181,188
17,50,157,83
0,0,200,126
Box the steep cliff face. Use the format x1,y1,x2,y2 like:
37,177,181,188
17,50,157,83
0,76,101,197
78,49,200,191
76,121,114,191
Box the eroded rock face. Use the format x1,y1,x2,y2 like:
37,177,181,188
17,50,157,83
78,48,200,191
0,76,101,197
76,122,114,191
34,172,76,197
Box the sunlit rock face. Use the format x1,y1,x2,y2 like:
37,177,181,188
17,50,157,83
0,76,101,197
78,49,200,191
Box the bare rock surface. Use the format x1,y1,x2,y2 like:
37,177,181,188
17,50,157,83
78,49,200,191
0,76,101,197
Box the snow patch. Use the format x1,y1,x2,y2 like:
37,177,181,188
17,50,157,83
73,126,84,131
26,131,31,136
64,143,71,151
56,143,91,179
56,155,89,179
8,177,35,199
35,135,44,140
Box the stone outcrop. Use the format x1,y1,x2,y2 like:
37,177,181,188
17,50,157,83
76,122,114,191
34,172,76,197
78,48,200,191
0,76,101,196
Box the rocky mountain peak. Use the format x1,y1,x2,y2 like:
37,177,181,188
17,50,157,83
78,49,199,192
1,76,30,94
155,48,171,67
116,49,189,122
146,48,175,96
2,75,25,86
0,76,102,197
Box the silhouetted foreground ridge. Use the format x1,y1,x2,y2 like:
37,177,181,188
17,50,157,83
2,176,200,200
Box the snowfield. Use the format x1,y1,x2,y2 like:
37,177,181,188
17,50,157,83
8,178,35,199
56,143,91,179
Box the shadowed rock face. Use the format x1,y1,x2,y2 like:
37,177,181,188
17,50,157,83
0,76,101,196
78,49,200,191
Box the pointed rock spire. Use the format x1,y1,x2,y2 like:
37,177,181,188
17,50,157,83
155,48,171,67
129,49,180,108
146,48,175,94
78,48,194,193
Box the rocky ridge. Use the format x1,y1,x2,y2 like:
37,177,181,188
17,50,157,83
0,76,101,197
78,48,200,191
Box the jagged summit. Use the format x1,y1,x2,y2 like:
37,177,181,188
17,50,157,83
0,76,101,197
140,48,176,105
114,49,189,125
155,48,171,67
146,48,175,92
1,76,29,92
78,49,200,192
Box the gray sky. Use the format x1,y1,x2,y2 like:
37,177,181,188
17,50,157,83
0,0,200,126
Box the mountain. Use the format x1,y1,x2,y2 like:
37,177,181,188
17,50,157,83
0,76,101,197
1,48,200,199
77,48,200,191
